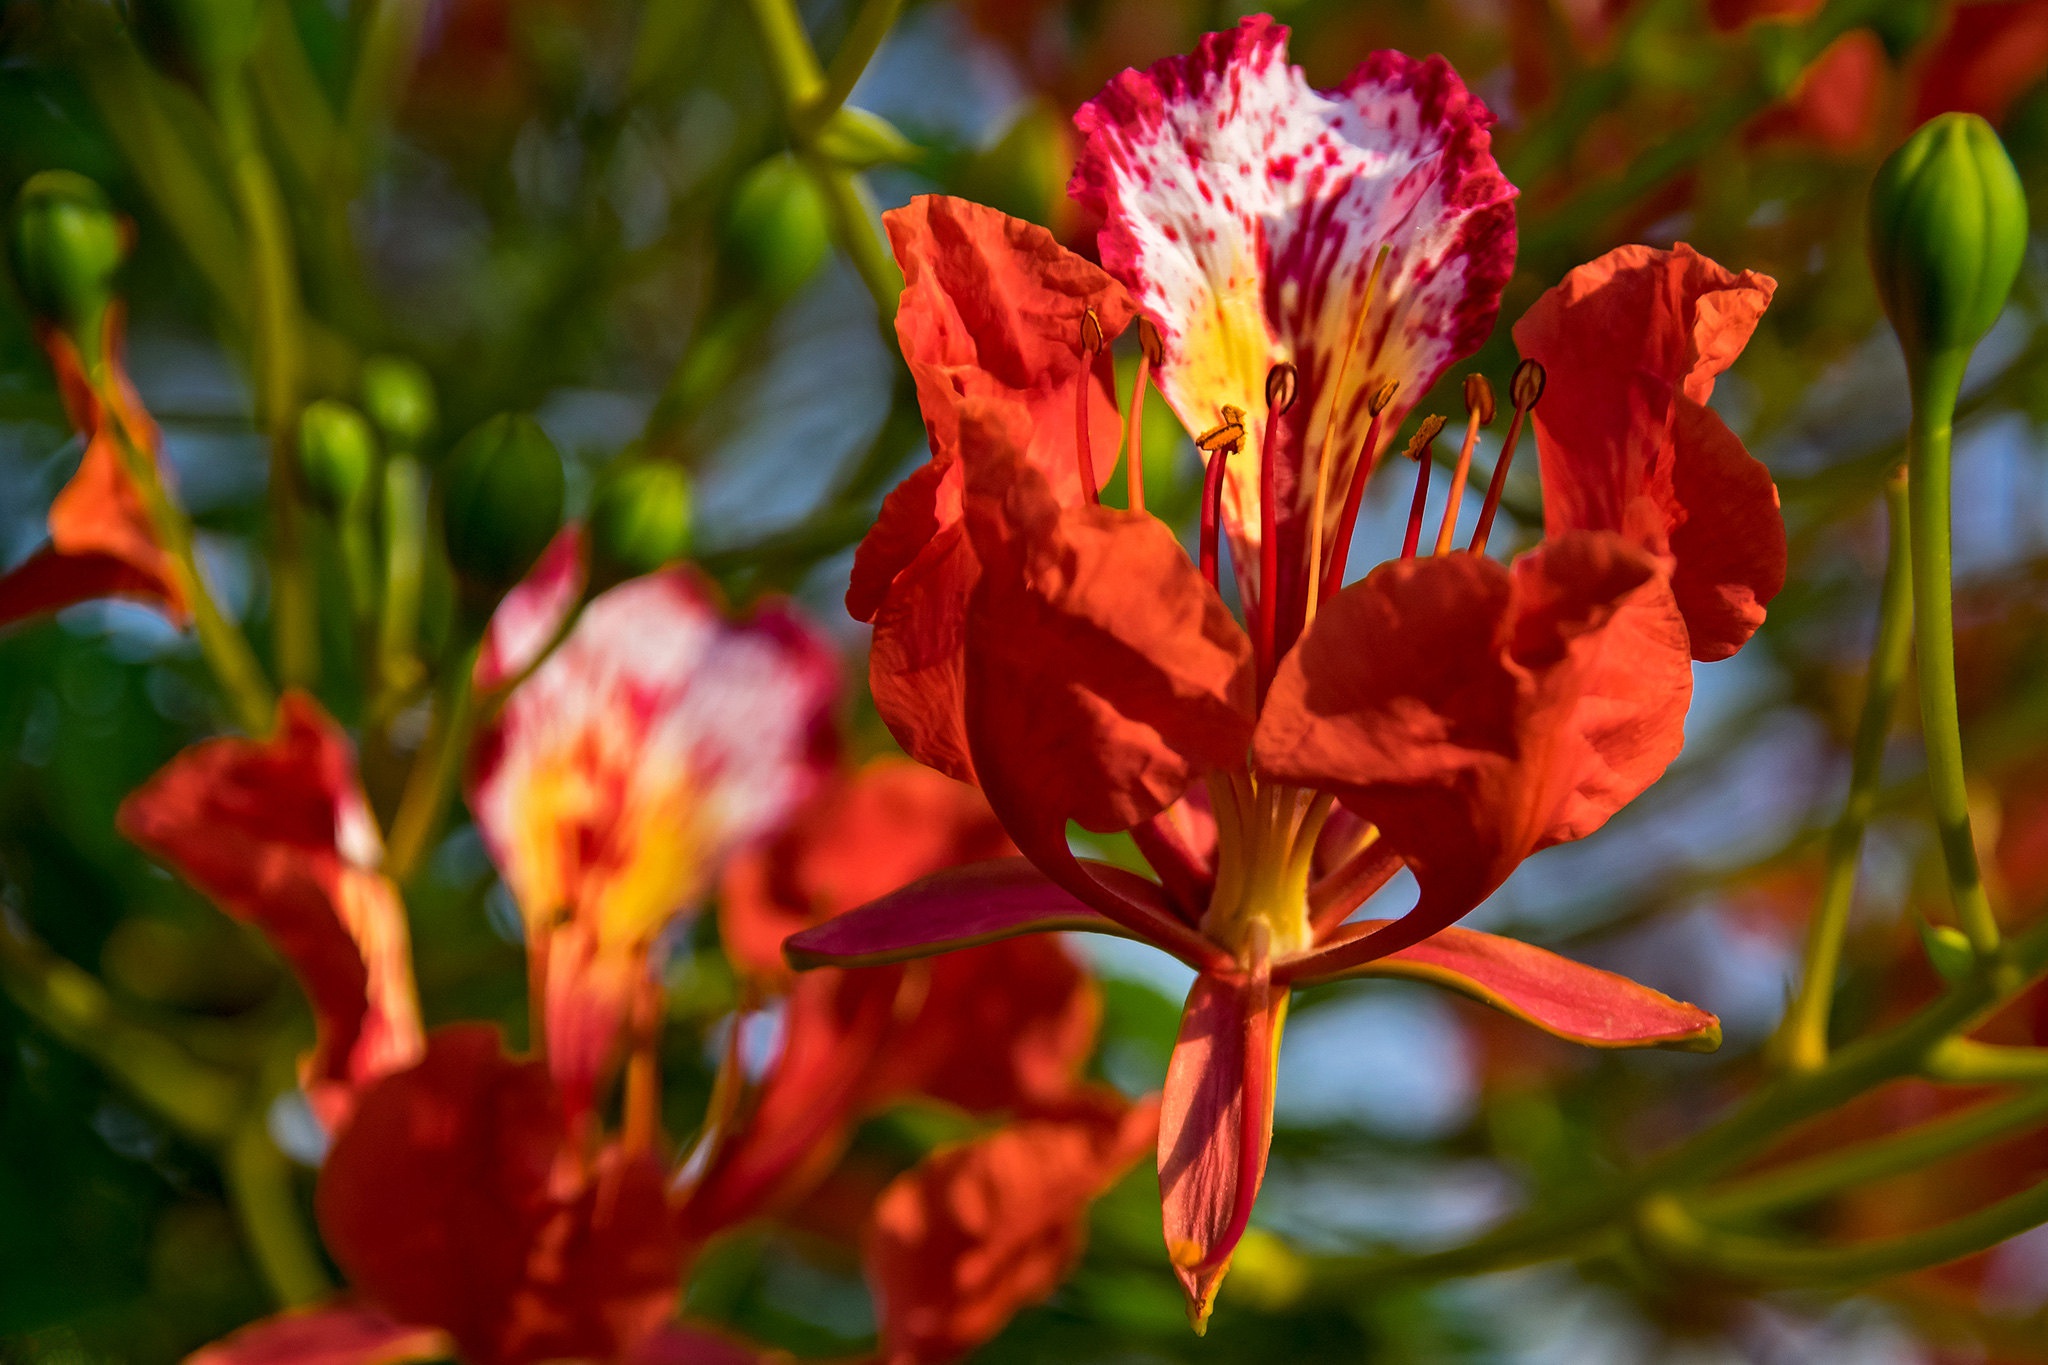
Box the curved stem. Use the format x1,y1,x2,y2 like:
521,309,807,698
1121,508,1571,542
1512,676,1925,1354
1908,349,2000,954
385,641,481,885
1776,466,1914,1072
1924,1039,2048,1084
807,0,902,131
226,1102,331,1307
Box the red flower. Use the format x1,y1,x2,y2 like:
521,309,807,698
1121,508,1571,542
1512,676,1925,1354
1913,1,2048,128
798,16,1775,1327
0,311,185,627
120,692,423,1129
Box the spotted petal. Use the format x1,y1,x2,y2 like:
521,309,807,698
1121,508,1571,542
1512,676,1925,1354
1071,15,1515,628
467,568,837,1122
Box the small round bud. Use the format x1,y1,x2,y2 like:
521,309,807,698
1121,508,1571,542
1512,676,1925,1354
440,414,566,597
1404,414,1447,460
1868,113,2028,367
1368,380,1400,417
1510,359,1546,410
297,399,376,514
722,155,830,304
1265,362,1298,414
8,171,126,338
1137,317,1164,367
1463,373,1496,424
361,355,438,449
590,459,693,581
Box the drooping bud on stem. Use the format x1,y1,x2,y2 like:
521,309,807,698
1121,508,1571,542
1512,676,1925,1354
1434,376,1494,555
1400,415,1446,559
441,414,566,618
1471,360,1545,555
9,171,127,364
590,458,694,587
722,155,831,305
297,399,377,515
361,355,438,453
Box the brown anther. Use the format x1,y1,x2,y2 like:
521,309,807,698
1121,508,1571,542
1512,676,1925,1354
1369,380,1400,417
1463,373,1496,425
1197,404,1247,453
1265,362,1298,414
1511,358,1546,410
1080,308,1104,355
1138,316,1164,366
1403,414,1447,460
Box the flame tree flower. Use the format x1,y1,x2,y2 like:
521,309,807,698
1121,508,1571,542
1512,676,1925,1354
793,15,1784,1327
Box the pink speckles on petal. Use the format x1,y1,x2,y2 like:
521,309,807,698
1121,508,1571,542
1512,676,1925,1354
1070,16,1516,638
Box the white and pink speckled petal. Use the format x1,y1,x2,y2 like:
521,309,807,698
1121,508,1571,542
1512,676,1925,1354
1071,16,1516,620
466,568,839,1119
474,524,590,693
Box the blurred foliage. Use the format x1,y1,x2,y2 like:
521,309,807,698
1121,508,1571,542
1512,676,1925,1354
12,0,2048,1359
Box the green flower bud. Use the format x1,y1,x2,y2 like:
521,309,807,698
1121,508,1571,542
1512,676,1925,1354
440,414,566,599
1917,915,1977,986
590,459,693,582
8,171,126,341
361,355,438,450
1868,113,2028,371
297,399,377,514
722,155,830,303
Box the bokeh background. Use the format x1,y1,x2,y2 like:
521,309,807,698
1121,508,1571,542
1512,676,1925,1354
7,0,2048,1359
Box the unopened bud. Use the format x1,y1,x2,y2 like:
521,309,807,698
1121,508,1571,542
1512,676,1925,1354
1137,316,1163,367
1510,359,1546,410
1917,915,1976,986
1463,373,1495,424
722,155,830,304
9,171,126,341
1369,380,1400,417
440,414,566,599
590,459,693,583
1265,362,1298,414
1080,308,1104,355
1868,113,2028,369
297,399,376,514
1404,414,1447,460
361,355,438,450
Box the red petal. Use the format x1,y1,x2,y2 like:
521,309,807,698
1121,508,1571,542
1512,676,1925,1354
1513,243,1783,661
1290,921,1721,1049
1158,974,1284,1329
960,400,1254,839
866,1088,1158,1365
184,1303,449,1365
866,522,979,785
118,693,422,1130
622,1324,770,1365
1913,1,2048,127
1706,0,1821,29
1256,537,1692,969
781,857,1137,970
317,1026,682,1365
474,524,588,691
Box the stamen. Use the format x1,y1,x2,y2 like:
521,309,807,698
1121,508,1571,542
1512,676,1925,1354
1128,318,1162,514
1305,246,1392,622
1076,309,1105,506
1434,374,1495,556
1197,406,1245,590
1470,359,1546,555
1322,381,1399,604
1400,415,1447,559
1257,364,1297,688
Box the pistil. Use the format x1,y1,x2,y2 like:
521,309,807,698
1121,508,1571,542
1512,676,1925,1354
1434,374,1494,555
1257,363,1297,691
1470,359,1546,554
1399,415,1447,559
1197,406,1244,590
1321,380,1399,604
1129,318,1161,513
1077,309,1105,505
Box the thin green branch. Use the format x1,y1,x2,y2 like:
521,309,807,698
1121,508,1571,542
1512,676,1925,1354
1924,1039,2048,1084
1775,467,1914,1073
385,641,482,885
807,0,904,132
225,1103,331,1306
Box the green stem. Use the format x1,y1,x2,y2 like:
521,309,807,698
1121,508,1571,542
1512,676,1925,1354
1776,467,1915,1072
1694,1084,2048,1221
213,75,319,689
1640,1178,2048,1285
225,1106,330,1306
805,158,903,323
1909,348,2000,954
742,0,825,110
805,0,903,132
385,641,480,885
375,455,428,700
1924,1038,2048,1083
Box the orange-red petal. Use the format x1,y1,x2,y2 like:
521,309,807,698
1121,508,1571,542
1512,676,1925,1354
118,692,423,1130
183,1303,449,1365
1513,243,1783,662
866,1087,1159,1365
